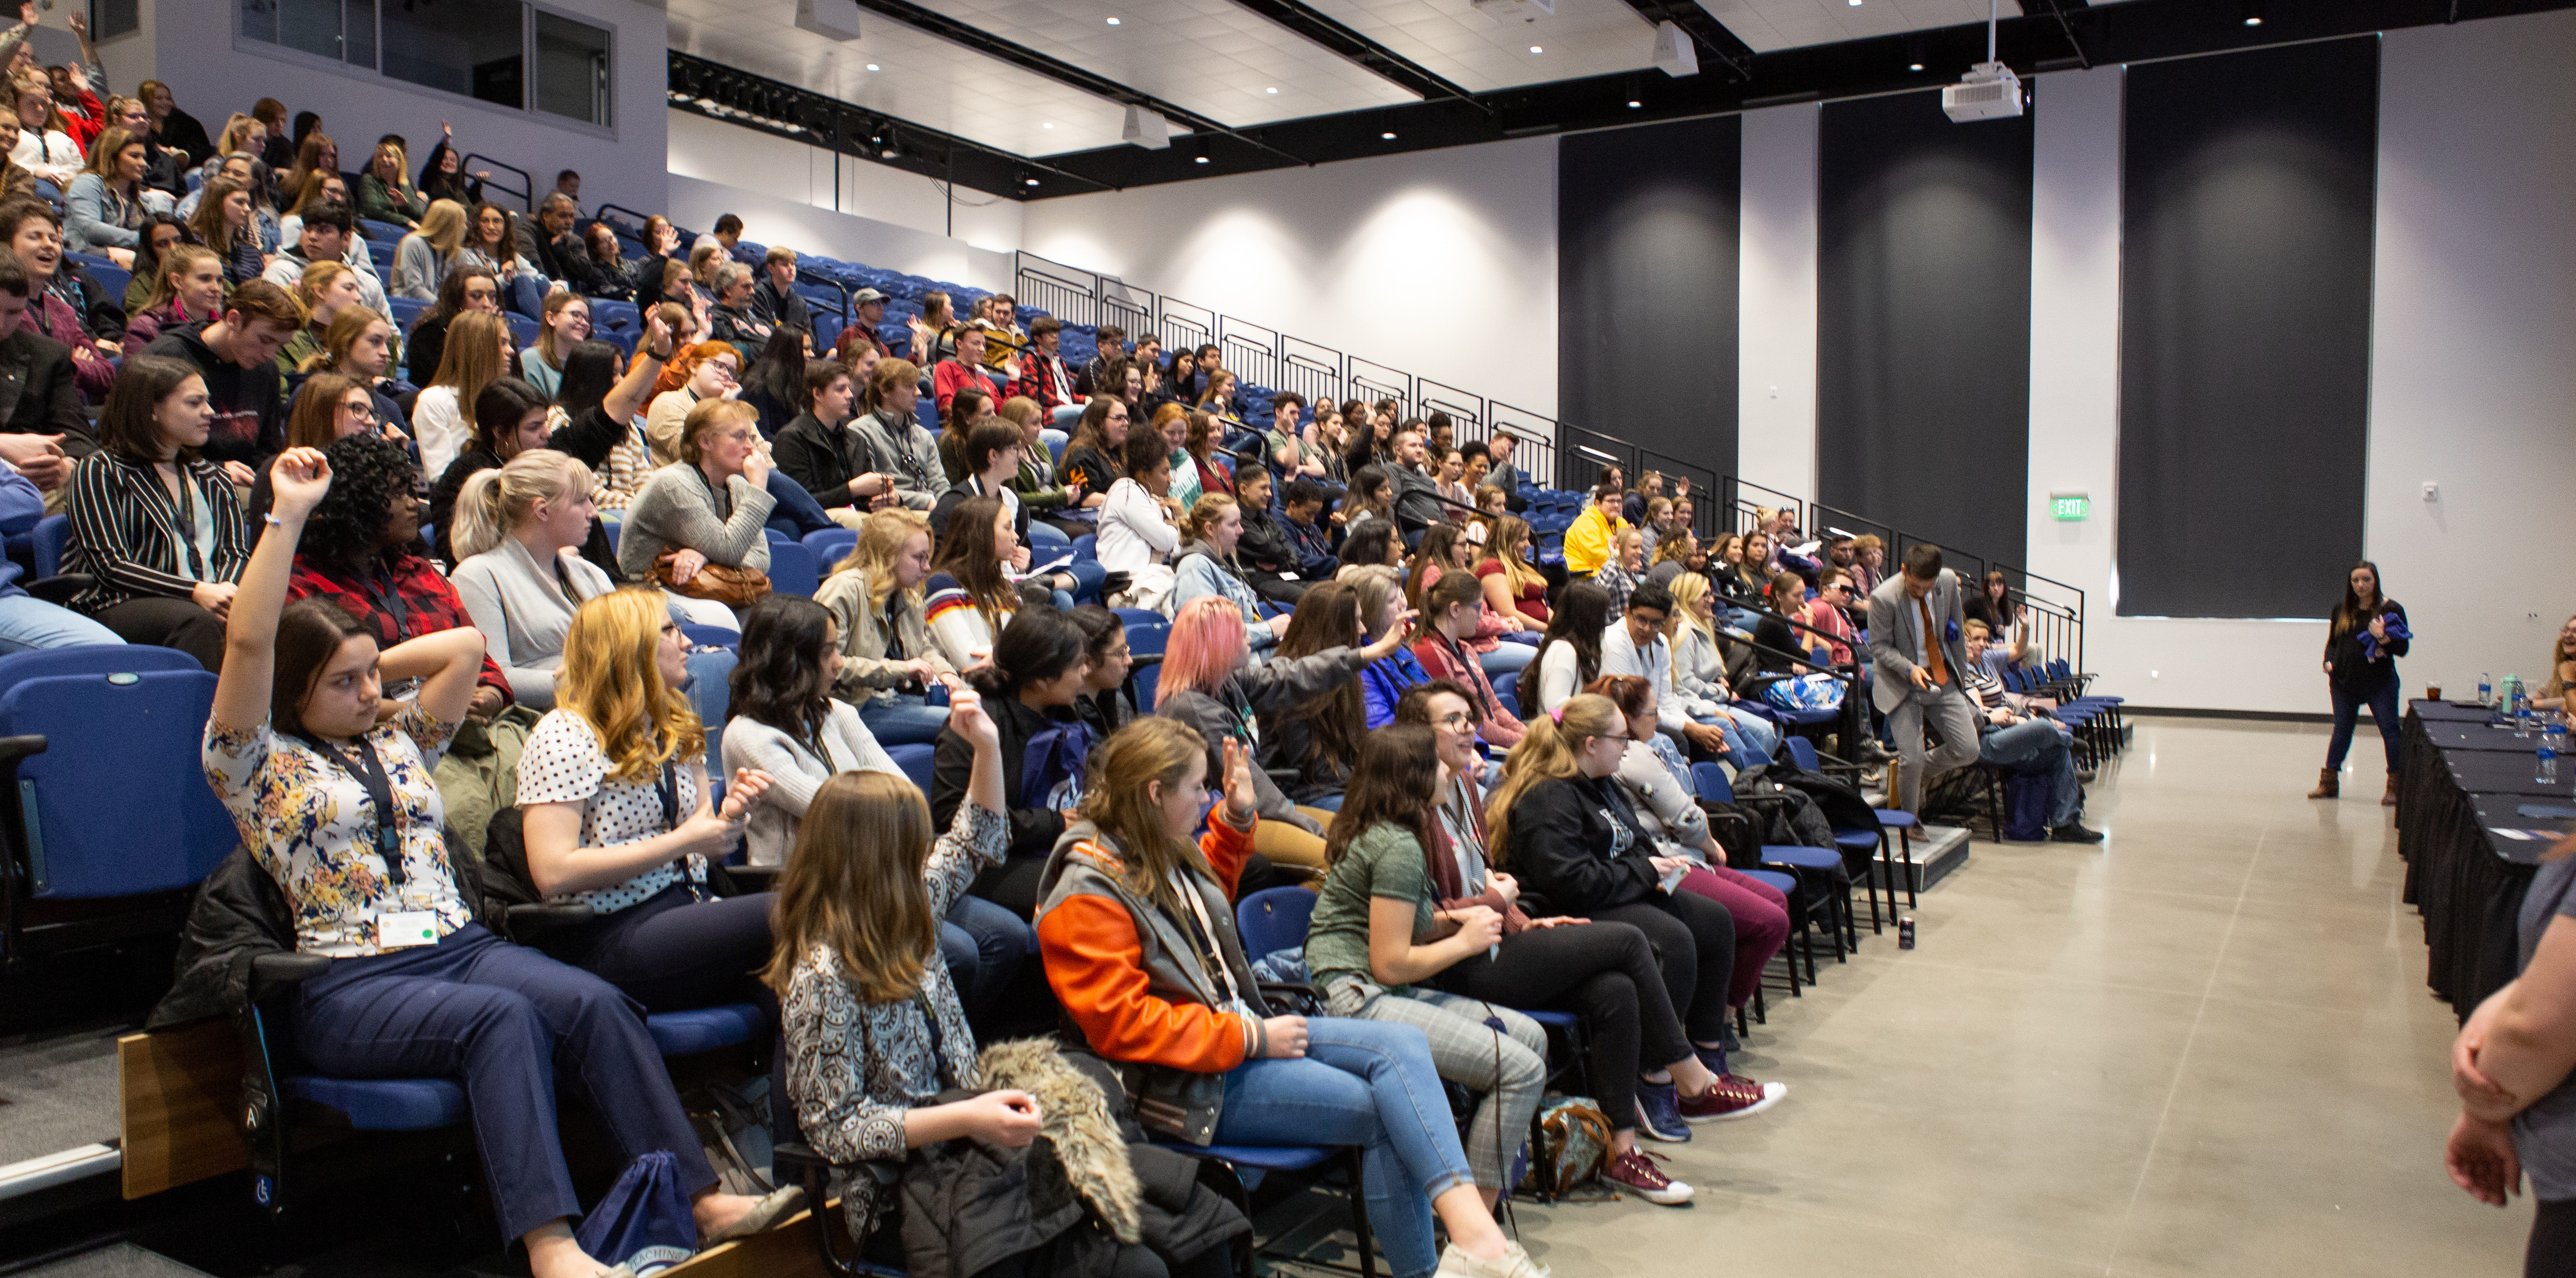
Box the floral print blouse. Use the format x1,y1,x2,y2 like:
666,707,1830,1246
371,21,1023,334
783,798,1006,1243
203,702,468,957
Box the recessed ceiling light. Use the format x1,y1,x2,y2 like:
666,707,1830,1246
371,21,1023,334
1627,99,1641,108
1266,86,1278,94
1025,177,1040,186
1042,122,1054,128
1529,44,1542,53
1847,0,1861,6
1194,155,1209,163
1381,131,1396,139
865,63,880,71
1908,62,1923,70
1105,15,1120,23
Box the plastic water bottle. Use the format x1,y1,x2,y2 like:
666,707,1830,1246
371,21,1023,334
2480,672,2494,707
2543,720,2566,787
2518,693,2535,739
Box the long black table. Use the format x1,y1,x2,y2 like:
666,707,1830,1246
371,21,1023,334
2400,700,2576,1018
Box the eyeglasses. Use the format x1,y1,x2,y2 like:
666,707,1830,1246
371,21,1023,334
1433,712,1473,729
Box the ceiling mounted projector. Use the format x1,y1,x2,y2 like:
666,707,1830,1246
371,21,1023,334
794,0,863,41
1470,0,1553,16
1941,61,2022,121
1122,104,1170,150
1651,21,1698,77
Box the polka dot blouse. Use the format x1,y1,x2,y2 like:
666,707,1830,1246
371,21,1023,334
516,709,705,914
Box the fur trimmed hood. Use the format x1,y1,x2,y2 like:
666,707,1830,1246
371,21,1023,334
975,1037,1144,1243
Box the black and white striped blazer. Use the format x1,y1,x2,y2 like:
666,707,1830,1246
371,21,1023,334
66,450,250,613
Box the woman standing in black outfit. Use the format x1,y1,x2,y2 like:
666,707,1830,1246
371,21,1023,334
2309,560,2410,806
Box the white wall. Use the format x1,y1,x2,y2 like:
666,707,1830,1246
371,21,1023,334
1018,138,1558,417
665,108,1026,265
2366,9,2576,704
1738,104,1820,507
145,0,669,218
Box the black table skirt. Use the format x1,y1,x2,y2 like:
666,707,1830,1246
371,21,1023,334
2400,703,2560,1019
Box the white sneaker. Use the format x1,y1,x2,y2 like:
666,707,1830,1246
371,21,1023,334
1437,1240,1552,1278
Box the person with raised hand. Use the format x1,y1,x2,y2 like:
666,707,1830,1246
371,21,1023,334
205,449,800,1278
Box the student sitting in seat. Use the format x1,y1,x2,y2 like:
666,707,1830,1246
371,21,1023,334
1409,571,1525,750
930,607,1093,926
1528,580,1613,716
1962,619,2101,843
67,356,249,670
1662,573,1780,760
1157,595,1404,872
1038,718,1546,1278
284,434,512,718
923,494,1025,673
517,589,782,1019
617,398,774,634
1097,435,1180,612
1488,693,1782,1137
1170,494,1290,660
208,449,800,1278
1350,565,1428,730
448,450,618,711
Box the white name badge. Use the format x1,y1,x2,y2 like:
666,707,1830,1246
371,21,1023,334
379,910,441,949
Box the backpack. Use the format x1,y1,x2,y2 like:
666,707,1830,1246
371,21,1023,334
2002,771,2051,841
1728,765,1837,850
1022,720,1094,812
1759,672,1845,712
1516,1097,1611,1200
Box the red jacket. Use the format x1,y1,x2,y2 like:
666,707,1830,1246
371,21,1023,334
932,359,997,419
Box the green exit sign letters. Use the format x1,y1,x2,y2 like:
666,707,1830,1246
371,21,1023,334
2050,492,2089,521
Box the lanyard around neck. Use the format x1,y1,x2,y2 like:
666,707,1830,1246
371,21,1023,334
291,730,406,890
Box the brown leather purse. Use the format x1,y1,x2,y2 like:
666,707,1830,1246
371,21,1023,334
654,551,771,609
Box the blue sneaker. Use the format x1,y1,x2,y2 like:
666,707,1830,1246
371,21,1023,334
1694,1044,1730,1078
1634,1079,1691,1143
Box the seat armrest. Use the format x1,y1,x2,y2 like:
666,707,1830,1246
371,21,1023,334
249,951,333,1003
22,573,92,606
726,864,782,892
505,901,597,946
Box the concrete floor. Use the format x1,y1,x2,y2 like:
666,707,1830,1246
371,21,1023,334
1496,717,2530,1277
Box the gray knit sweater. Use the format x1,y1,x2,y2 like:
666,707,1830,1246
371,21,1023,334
615,462,776,584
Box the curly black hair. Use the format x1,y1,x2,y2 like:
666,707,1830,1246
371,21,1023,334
727,596,836,750
302,434,423,578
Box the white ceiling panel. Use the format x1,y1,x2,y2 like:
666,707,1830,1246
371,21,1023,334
934,0,1421,126
1690,0,2027,55
1298,0,1660,93
667,1,1161,157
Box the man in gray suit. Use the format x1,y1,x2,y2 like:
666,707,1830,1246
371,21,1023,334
1869,544,1980,813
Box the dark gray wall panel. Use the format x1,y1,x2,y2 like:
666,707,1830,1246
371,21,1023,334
1816,86,2034,571
1558,115,1740,494
2117,38,2379,619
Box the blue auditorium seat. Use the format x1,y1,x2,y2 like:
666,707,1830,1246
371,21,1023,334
646,1002,766,1056
767,541,820,598
888,743,935,792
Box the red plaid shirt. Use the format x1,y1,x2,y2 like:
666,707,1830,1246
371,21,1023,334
288,553,513,702
1009,350,1074,413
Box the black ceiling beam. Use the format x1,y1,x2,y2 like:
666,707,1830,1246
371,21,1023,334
838,0,1310,166
1218,0,1489,109
1614,0,1757,79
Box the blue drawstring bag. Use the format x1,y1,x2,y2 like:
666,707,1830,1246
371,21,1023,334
1023,720,1094,812
576,1151,699,1274
1761,673,1845,713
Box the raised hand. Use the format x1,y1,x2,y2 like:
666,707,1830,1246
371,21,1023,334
1218,736,1257,823
947,686,1000,751
268,448,333,517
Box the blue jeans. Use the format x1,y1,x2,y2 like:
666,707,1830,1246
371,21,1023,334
1979,717,2082,828
0,594,121,652
1690,712,1759,763
1717,705,1780,759
1216,1017,1476,1278
857,693,949,746
938,893,1030,1014
1475,642,1536,678
1062,559,1108,604
762,470,841,539
502,274,547,320
2327,676,2404,775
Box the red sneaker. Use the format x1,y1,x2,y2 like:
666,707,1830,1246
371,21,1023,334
1678,1074,1787,1123
1602,1149,1694,1205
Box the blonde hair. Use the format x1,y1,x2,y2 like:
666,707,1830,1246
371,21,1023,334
1075,718,1219,918
833,507,932,615
1176,494,1238,547
1483,693,1625,866
451,449,596,560
1348,564,1405,639
431,311,511,434
1665,572,1718,649
762,771,941,1002
415,199,469,258
139,243,219,315
680,397,758,464
557,590,706,785
997,395,1041,429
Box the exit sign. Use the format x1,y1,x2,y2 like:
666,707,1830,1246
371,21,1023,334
2051,492,2090,521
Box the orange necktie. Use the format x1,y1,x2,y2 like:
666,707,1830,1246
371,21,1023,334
1918,595,1949,687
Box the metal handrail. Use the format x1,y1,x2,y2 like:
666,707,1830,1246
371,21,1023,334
462,152,533,213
